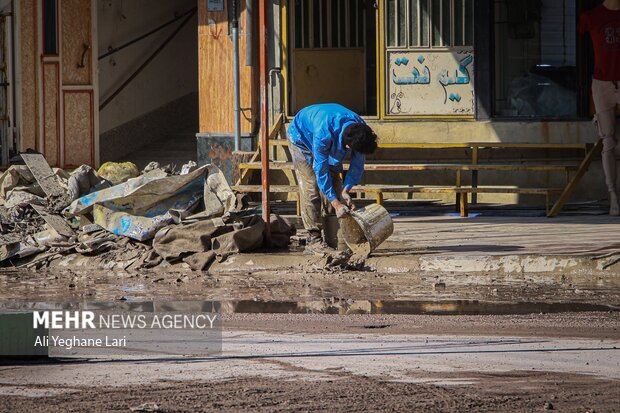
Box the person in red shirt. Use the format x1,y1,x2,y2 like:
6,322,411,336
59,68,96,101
580,0,620,215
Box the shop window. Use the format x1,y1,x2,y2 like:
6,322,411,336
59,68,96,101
43,0,58,55
293,0,365,49
494,0,578,118
386,0,474,49
385,0,475,117
289,0,377,115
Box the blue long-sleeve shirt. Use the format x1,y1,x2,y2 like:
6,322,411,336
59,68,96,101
287,103,366,202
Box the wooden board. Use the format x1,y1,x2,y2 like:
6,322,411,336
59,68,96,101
377,142,589,149
548,139,603,217
239,162,579,172
233,185,298,193
30,204,74,237
198,0,255,134
233,184,562,195
20,153,65,198
63,91,94,166
268,141,590,150
360,164,579,172
350,186,562,194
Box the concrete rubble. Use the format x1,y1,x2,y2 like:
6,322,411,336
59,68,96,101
0,154,293,271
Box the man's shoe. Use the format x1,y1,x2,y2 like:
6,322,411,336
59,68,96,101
304,238,334,256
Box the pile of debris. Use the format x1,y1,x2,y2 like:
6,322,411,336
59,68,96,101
0,154,293,271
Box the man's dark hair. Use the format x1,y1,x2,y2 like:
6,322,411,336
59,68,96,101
343,123,378,154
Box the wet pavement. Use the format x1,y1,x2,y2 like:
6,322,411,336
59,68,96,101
2,213,620,411
379,214,620,256
1,266,620,313
1,214,616,315
1,312,620,412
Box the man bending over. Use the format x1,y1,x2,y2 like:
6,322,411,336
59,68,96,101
287,103,378,254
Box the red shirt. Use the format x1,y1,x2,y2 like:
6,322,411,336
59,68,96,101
579,5,620,81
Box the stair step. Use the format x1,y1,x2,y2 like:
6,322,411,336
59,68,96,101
240,162,294,170
238,162,579,171
234,185,298,193
232,184,563,194
267,141,590,149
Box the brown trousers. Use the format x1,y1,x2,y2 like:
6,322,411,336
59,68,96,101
288,137,343,237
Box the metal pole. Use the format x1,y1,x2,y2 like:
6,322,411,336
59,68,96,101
232,0,241,151
245,0,253,66
259,0,271,243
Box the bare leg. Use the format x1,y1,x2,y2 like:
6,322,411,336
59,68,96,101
592,79,620,215
595,108,619,215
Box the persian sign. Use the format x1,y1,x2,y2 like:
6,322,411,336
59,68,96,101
386,48,475,117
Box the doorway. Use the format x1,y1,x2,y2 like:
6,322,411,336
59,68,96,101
97,0,198,168
288,0,378,115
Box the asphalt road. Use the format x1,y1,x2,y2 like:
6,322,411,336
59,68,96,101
1,312,619,412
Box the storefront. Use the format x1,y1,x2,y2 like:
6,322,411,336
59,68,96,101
195,0,606,202
5,1,604,200
280,0,592,121
286,0,475,119
198,0,597,129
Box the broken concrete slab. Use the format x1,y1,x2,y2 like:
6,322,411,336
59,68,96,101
20,153,66,199
30,204,74,238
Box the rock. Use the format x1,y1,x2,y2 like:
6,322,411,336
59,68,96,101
325,249,353,268
130,402,161,412
97,161,139,185
433,282,446,292
544,402,554,410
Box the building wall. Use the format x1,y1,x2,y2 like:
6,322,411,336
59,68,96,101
98,0,198,160
17,0,98,167
17,0,38,152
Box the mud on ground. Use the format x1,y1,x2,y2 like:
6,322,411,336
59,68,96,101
0,371,616,412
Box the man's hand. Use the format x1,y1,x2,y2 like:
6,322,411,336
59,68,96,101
341,190,356,210
336,205,350,218
331,199,350,218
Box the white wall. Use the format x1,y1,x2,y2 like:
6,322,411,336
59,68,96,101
98,0,197,133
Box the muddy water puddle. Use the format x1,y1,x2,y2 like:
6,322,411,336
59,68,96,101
1,268,619,315
0,297,616,316
0,268,350,302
